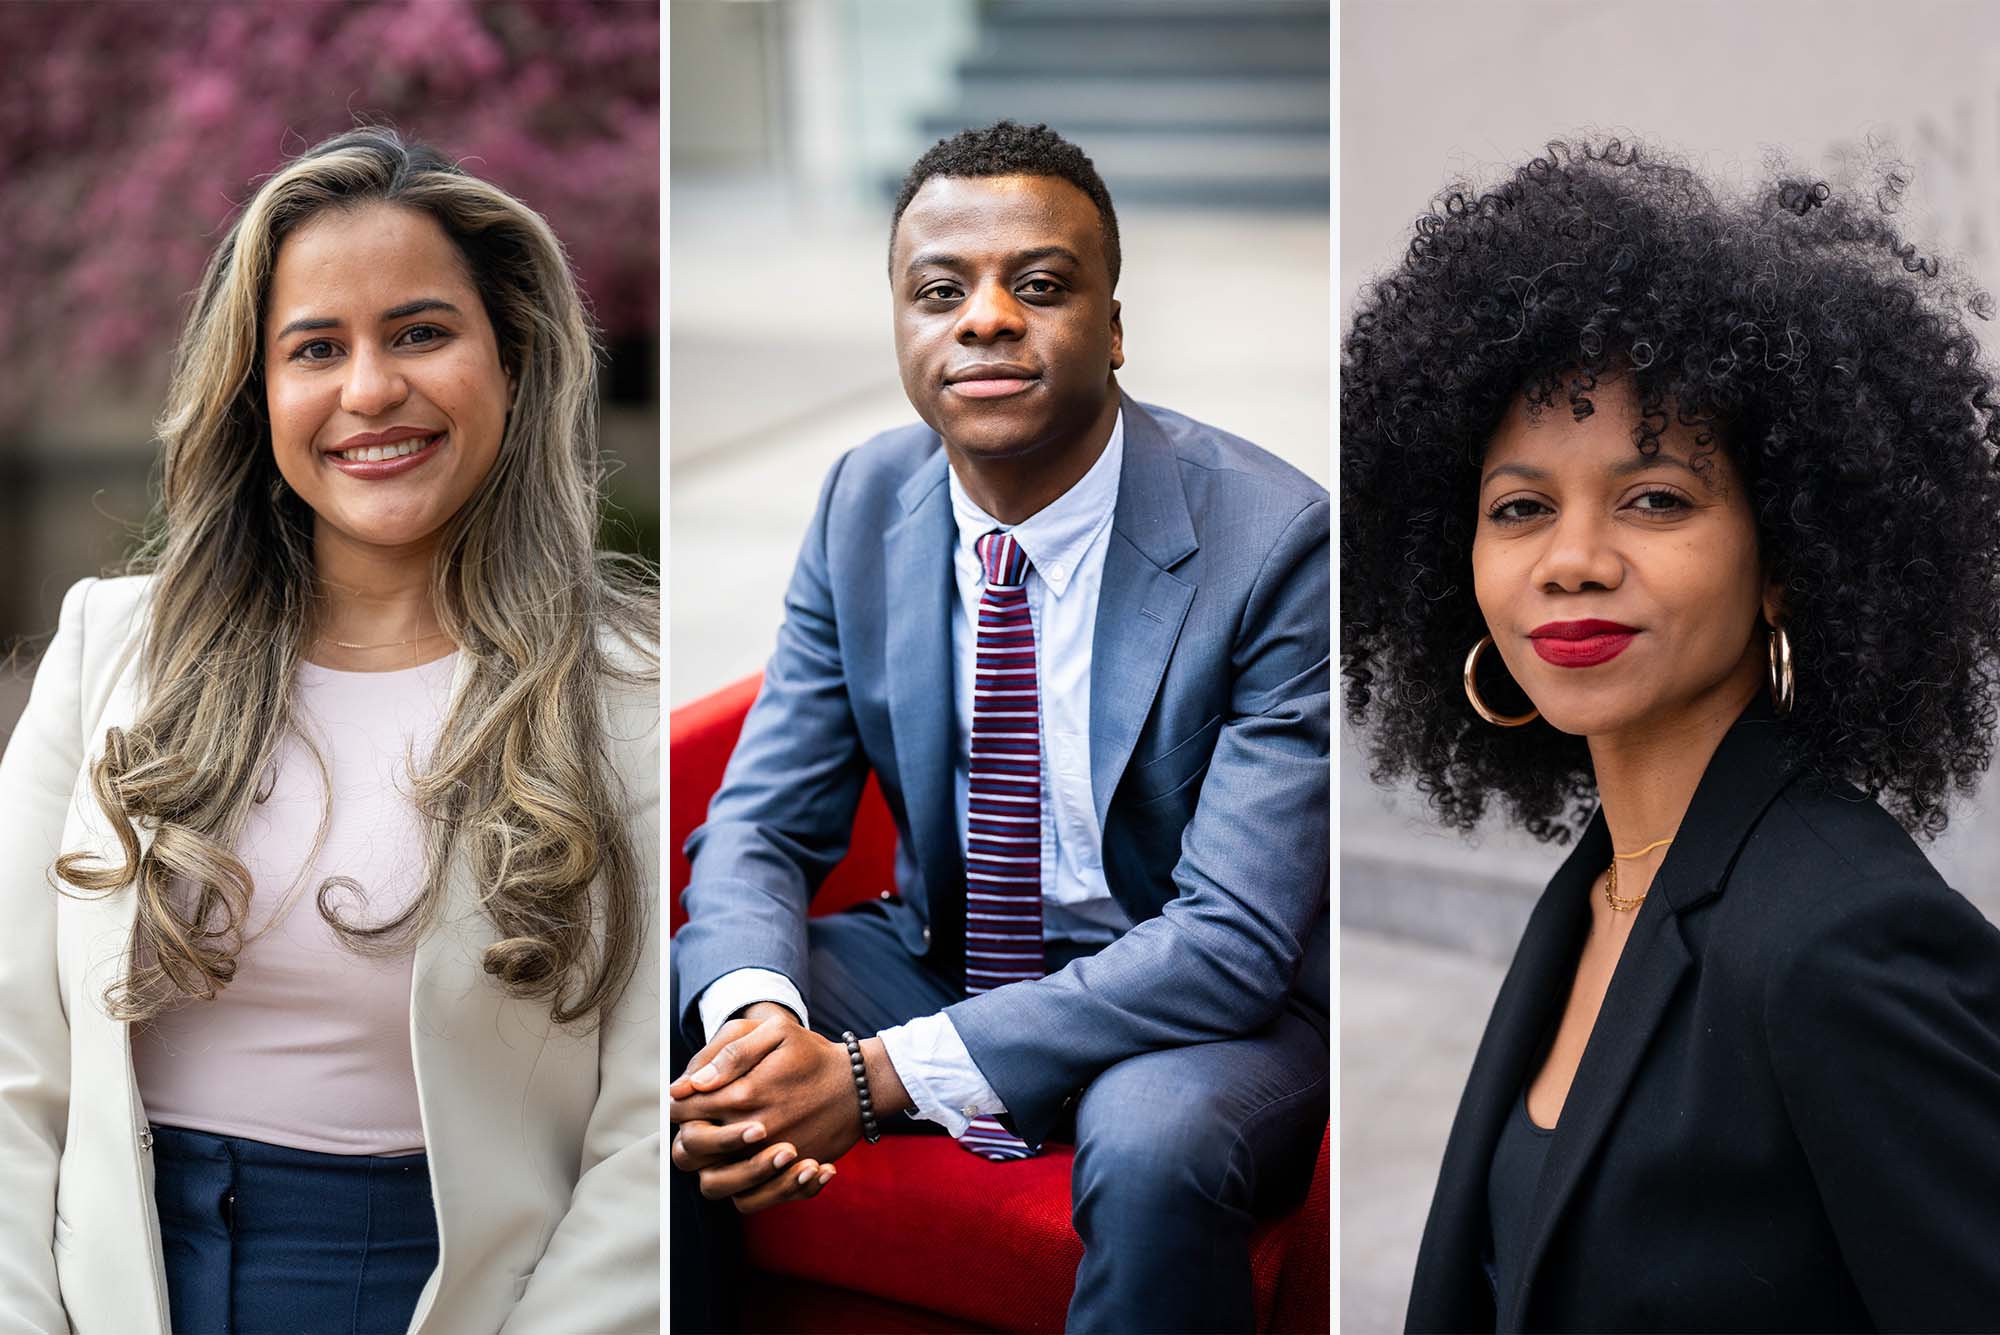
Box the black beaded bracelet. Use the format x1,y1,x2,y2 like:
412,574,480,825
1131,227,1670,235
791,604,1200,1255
841,1030,882,1144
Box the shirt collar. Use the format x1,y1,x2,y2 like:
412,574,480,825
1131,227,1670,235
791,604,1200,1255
947,409,1124,597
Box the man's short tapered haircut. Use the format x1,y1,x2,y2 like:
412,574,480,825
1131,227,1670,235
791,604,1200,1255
891,120,1122,289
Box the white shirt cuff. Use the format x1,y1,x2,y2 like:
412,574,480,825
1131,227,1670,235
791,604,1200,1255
695,967,807,1045
877,1012,1004,1138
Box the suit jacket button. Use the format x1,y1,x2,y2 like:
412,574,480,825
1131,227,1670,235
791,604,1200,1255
922,926,932,944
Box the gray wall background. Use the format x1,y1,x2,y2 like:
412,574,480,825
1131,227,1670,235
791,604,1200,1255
1341,2,2000,1329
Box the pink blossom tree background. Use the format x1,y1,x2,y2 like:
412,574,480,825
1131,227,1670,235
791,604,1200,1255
0,0,657,676
0,0,659,415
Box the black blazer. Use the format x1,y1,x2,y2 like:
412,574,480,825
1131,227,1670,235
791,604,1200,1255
1406,704,2000,1333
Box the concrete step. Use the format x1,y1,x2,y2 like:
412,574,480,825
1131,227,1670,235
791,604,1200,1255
946,74,1328,133
891,124,1327,207
980,0,1328,41
913,1,1328,210
964,38,1328,78
985,0,1325,19
972,0,1327,74
907,123,1327,174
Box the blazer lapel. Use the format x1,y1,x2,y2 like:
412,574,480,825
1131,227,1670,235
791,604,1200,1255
1407,821,1594,1332
1089,398,1197,830
70,643,155,1011
410,649,483,1004
1504,887,1691,1328
882,448,966,963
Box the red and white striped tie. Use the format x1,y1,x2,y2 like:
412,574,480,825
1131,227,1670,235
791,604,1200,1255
959,530,1043,1161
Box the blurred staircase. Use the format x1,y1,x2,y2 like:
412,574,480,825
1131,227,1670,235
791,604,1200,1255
904,0,1328,208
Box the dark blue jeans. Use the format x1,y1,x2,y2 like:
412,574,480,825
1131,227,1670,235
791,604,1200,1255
151,1125,438,1335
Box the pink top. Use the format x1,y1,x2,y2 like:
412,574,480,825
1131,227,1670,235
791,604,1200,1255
132,652,459,1156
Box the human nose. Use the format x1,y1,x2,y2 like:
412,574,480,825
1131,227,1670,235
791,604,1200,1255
1528,508,1624,593
955,277,1025,345
338,343,409,418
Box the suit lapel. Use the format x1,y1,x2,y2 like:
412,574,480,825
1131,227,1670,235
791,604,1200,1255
883,448,966,961
1089,398,1197,829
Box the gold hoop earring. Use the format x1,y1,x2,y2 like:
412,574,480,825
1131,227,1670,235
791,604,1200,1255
1767,624,1794,717
1464,634,1539,727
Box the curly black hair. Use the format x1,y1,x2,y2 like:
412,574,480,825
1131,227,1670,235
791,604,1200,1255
890,120,1122,287
1341,138,2000,842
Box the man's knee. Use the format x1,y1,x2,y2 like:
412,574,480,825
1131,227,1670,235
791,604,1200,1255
1072,1050,1248,1212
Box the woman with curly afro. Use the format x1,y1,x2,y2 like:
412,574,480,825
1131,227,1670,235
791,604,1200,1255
1343,139,2000,1333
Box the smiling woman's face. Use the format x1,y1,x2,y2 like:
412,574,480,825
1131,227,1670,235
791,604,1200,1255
1471,379,1775,741
263,202,513,563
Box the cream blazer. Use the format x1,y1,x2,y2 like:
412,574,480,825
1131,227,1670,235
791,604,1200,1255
0,576,660,1335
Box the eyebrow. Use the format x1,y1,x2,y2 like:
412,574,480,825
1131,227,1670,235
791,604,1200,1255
1481,452,1701,488
903,245,1082,277
273,298,463,341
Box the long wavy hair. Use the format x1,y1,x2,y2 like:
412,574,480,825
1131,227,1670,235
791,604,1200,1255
56,126,658,1027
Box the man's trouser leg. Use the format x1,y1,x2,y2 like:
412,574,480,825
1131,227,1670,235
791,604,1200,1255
1065,1000,1330,1334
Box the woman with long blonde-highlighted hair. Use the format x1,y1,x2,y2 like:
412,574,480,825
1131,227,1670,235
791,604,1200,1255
0,125,659,1334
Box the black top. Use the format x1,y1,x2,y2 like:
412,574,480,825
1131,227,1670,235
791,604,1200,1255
1406,699,2000,1334
1484,1087,1554,1313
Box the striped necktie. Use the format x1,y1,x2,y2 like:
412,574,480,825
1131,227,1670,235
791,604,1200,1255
959,530,1043,1161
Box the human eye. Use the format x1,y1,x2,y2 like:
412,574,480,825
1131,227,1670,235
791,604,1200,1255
1485,496,1551,525
290,338,339,364
397,323,449,348
1624,486,1693,516
916,280,962,302
1017,275,1065,298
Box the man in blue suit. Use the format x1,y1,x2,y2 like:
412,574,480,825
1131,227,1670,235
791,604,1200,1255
669,122,1328,1333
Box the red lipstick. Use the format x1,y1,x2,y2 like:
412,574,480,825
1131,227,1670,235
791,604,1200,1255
1529,619,1638,668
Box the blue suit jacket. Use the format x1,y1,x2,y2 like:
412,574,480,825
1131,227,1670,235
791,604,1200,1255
674,395,1329,1148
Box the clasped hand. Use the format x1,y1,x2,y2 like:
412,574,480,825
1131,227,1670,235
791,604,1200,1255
668,1005,862,1213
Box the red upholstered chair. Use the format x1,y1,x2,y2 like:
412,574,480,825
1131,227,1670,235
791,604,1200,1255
670,675,1332,1334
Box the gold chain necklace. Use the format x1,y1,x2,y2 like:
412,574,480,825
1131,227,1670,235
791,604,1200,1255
321,630,452,651
1603,834,1675,912
1603,859,1647,912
